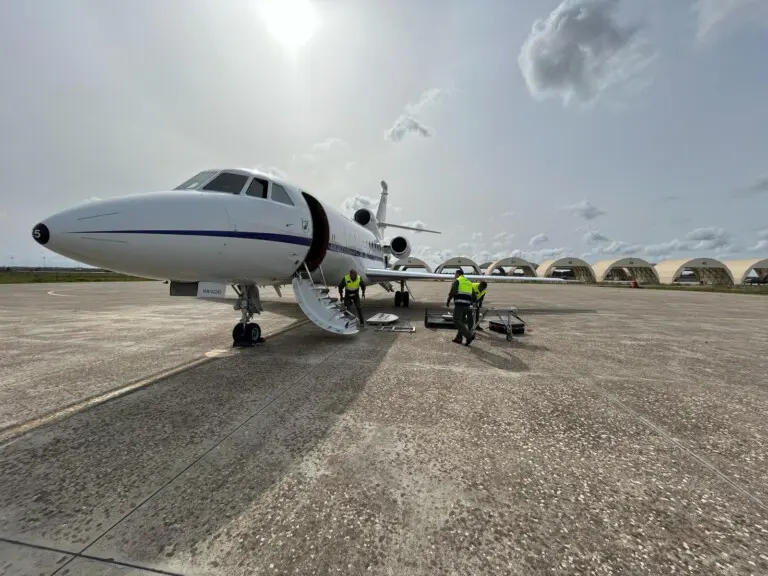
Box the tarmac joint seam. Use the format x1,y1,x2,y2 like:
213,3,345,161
58,336,347,574
0,536,186,576
0,319,311,447
554,332,768,513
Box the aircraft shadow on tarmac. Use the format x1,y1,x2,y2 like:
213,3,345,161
0,326,400,573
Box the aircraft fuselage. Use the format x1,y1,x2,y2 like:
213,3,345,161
32,176,386,288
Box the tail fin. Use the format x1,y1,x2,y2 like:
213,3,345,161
376,180,388,224
376,180,441,235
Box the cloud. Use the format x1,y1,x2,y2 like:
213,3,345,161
749,240,768,252
584,240,645,258
583,230,610,243
292,137,352,171
518,0,657,107
692,0,768,43
684,226,731,250
385,88,445,142
253,165,288,180
575,226,740,261
403,220,427,232
529,233,549,247
642,239,692,258
732,175,768,198
413,242,568,270
501,211,515,218
385,117,432,142
340,194,403,218
471,232,484,241
758,229,768,241
563,200,606,220
340,195,377,216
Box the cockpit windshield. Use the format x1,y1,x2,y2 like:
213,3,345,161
173,170,250,194
174,170,218,190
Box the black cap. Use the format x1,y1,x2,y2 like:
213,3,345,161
32,223,50,245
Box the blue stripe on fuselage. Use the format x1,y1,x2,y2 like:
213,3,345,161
70,229,386,262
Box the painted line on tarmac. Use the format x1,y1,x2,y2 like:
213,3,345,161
0,319,310,446
47,291,73,297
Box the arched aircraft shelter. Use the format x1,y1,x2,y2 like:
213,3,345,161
722,258,768,285
654,258,734,285
537,258,596,283
478,262,493,273
435,257,481,275
485,257,538,277
392,257,433,273
592,257,660,284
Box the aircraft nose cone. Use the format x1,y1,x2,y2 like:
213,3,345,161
32,222,50,245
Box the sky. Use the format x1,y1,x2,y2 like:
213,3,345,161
1,0,767,268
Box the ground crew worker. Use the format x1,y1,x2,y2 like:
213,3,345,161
339,269,366,325
472,280,488,330
446,269,475,346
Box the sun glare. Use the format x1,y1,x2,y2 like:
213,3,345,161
261,0,320,50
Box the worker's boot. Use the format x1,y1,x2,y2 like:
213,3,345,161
452,335,463,344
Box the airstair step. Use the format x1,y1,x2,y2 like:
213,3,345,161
291,276,359,336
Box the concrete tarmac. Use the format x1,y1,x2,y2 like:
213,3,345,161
1,281,767,575
0,282,315,432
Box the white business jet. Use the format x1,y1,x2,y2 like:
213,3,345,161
31,168,565,345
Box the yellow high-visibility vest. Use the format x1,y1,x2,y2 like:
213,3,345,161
344,274,361,292
454,276,474,306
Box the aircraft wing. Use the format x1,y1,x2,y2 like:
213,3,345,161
364,268,571,283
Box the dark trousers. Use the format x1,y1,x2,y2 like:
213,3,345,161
344,292,364,322
453,305,474,340
474,297,485,325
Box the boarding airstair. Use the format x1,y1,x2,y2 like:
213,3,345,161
292,263,360,335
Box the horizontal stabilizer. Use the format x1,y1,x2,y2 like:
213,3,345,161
379,222,441,234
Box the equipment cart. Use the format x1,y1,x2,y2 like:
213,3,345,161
424,308,457,328
482,307,527,341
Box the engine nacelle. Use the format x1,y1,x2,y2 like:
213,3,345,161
353,208,380,236
389,235,411,259
353,208,374,226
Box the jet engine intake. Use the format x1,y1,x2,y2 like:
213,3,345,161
389,235,411,259
353,208,374,226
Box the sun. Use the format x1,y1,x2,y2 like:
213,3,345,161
261,0,320,50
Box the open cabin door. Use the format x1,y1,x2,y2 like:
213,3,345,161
301,192,329,273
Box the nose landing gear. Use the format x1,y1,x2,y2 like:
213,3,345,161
232,284,265,347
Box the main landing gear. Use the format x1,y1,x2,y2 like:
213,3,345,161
232,284,265,347
393,280,410,307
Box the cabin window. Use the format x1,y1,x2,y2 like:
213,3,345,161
174,170,218,190
245,178,268,199
270,183,295,206
202,172,248,194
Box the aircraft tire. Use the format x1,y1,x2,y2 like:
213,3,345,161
246,323,262,342
394,291,402,307
402,291,409,307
